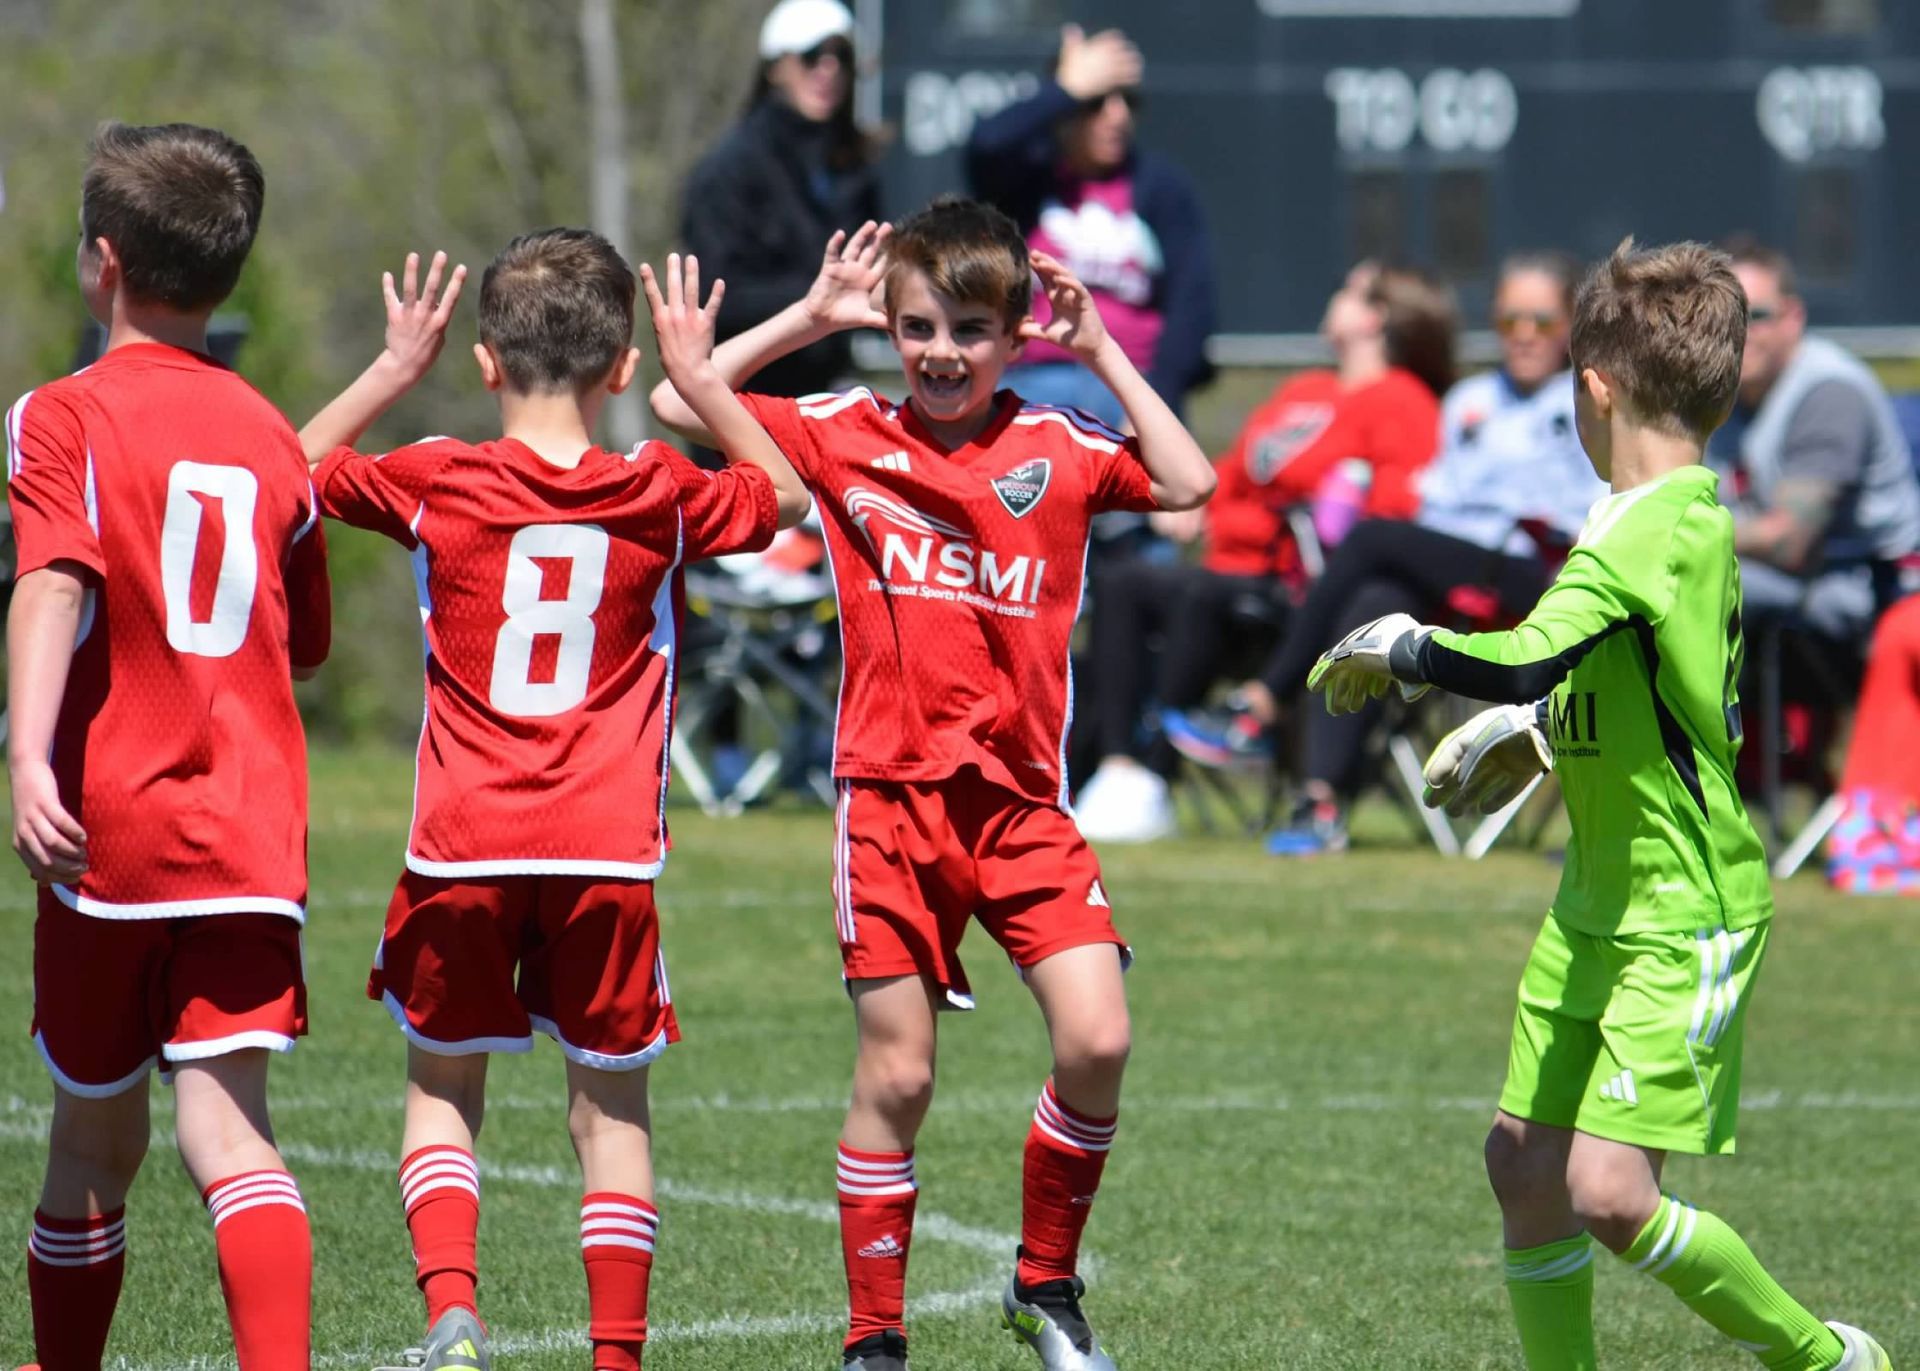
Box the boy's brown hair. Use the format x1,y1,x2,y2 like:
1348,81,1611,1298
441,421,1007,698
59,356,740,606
883,195,1032,329
1571,238,1747,442
478,228,636,393
82,122,265,312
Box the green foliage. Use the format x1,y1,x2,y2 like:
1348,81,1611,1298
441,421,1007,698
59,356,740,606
2,763,1917,1366
0,0,766,740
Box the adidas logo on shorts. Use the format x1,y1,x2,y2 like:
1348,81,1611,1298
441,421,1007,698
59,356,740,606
1598,1069,1638,1106
857,1233,905,1259
1086,880,1110,908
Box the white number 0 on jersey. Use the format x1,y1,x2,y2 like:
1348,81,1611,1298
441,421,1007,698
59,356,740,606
489,523,610,717
160,461,260,658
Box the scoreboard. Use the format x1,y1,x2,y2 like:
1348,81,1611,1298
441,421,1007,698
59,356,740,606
857,0,1920,347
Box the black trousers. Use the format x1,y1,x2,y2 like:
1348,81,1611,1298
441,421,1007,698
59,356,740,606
1086,557,1280,775
1257,519,1548,797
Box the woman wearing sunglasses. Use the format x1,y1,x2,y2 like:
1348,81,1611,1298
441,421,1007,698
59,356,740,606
680,0,881,400
1169,252,1607,857
965,23,1217,436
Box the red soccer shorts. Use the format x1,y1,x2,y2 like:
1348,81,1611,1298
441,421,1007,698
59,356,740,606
369,872,678,1069
831,771,1127,1007
31,890,307,1097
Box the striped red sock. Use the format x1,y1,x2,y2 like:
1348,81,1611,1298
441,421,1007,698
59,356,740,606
399,1146,481,1326
837,1144,916,1348
28,1206,127,1371
580,1192,657,1371
1018,1080,1116,1287
203,1170,311,1371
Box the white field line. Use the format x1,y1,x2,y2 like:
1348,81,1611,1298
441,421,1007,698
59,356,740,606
10,1087,1920,1129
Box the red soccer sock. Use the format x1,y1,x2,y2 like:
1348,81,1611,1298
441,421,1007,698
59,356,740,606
203,1170,312,1371
836,1144,917,1347
580,1192,657,1371
1018,1080,1116,1288
399,1146,482,1326
28,1206,128,1371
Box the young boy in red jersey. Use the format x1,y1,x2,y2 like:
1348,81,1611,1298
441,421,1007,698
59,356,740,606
651,199,1216,1371
7,123,330,1371
297,238,807,1371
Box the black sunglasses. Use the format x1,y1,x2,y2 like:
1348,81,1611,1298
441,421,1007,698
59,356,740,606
1079,88,1142,115
799,37,854,69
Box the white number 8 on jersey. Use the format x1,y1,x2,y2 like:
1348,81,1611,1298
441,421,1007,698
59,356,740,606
489,523,610,717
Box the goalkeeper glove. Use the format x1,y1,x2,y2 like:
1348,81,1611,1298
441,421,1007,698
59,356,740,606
1422,703,1553,816
1306,613,1435,715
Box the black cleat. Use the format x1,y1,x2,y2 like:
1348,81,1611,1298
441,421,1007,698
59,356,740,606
842,1328,909,1370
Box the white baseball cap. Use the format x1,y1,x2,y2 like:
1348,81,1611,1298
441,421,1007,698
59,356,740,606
758,0,855,61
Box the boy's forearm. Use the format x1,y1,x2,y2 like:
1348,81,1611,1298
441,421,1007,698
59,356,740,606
5,569,86,771
1088,342,1217,510
299,354,420,468
650,302,832,441
677,371,810,526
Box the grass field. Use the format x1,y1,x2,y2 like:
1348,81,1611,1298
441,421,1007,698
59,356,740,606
2,748,1916,1369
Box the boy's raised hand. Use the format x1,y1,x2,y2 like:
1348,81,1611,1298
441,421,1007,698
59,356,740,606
381,250,467,383
801,221,892,332
641,253,726,391
1022,250,1111,362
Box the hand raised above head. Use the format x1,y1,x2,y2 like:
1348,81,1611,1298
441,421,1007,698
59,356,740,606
802,220,893,333
381,250,467,383
1055,23,1143,102
642,253,726,387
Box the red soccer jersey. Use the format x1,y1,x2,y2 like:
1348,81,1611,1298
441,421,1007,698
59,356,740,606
741,388,1158,807
4,343,331,921
313,438,778,877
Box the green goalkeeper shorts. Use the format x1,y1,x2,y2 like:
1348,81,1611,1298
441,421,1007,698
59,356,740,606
1497,913,1771,1155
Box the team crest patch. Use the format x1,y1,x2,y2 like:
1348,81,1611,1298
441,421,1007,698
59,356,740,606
992,459,1051,518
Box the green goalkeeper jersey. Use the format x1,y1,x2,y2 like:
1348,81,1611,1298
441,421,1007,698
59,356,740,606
1405,465,1771,935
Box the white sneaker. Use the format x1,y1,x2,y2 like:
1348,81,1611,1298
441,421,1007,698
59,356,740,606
1826,1321,1893,1371
1073,761,1175,843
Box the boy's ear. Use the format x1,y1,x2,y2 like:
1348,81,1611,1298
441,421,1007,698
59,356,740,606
605,346,642,396
1007,314,1033,361
1581,366,1613,418
82,236,120,293
474,342,505,392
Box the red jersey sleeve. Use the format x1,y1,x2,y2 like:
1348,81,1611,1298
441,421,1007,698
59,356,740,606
734,392,818,482
285,494,332,671
6,388,104,578
312,441,450,544
1087,438,1158,514
657,445,781,561
1354,381,1442,519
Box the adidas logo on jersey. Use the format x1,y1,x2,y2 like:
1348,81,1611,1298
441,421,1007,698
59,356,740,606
1086,880,1110,908
857,1234,905,1259
1598,1069,1638,1105
871,451,912,472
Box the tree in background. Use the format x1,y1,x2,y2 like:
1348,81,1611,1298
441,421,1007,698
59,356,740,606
0,0,770,740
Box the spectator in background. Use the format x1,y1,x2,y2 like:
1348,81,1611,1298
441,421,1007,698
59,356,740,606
1173,252,1602,856
1074,262,1456,842
680,0,881,399
1826,595,1920,893
966,23,1215,429
1714,236,1920,644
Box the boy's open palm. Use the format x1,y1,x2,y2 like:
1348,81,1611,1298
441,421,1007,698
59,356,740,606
642,254,725,387
382,250,466,382
1022,251,1110,361
803,221,891,332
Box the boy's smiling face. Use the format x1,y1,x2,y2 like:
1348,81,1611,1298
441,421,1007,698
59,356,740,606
889,266,1025,430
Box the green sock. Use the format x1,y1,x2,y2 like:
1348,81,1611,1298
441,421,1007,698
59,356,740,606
1622,1194,1844,1371
1505,1235,1597,1371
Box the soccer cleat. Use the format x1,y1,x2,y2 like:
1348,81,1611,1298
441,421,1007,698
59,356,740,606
1002,1273,1118,1370
1264,797,1348,857
1826,1320,1893,1371
373,1307,491,1371
841,1328,909,1369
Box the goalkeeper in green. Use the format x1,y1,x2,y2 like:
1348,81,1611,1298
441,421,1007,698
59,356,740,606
1309,240,1891,1371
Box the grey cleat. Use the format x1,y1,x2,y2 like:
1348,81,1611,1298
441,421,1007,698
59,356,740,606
372,1307,491,1371
1002,1272,1118,1370
841,1328,909,1369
